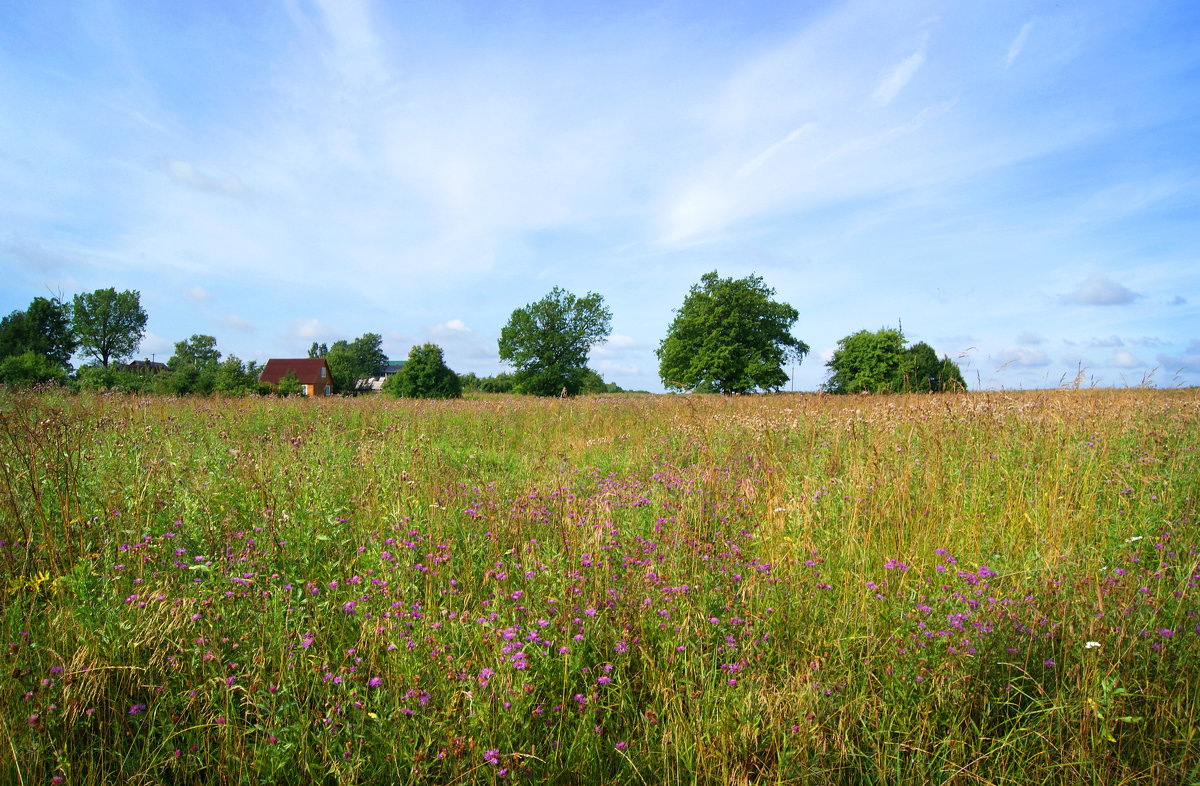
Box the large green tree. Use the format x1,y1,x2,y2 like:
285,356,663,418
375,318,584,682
825,329,966,393
71,288,148,368
824,328,904,394
383,343,461,399
498,287,612,396
0,296,77,371
169,334,222,371
657,271,808,394
323,333,388,393
899,341,967,393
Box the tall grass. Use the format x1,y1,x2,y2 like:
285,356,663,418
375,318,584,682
2,388,1197,784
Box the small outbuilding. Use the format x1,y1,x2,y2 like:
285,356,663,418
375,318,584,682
259,358,334,396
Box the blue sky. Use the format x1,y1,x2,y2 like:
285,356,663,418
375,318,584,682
3,0,1198,391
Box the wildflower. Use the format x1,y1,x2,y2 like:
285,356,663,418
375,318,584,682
1085,641,1101,649
484,749,500,766
369,677,383,688
128,704,147,715
1044,659,1055,667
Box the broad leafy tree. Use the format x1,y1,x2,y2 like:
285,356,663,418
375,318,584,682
826,329,966,393
824,328,905,394
498,287,612,396
657,271,808,394
900,341,967,393
169,334,222,371
323,333,388,393
384,343,461,399
71,288,148,368
0,296,77,371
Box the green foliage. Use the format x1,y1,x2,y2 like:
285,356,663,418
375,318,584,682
498,287,612,396
825,327,906,394
0,296,77,372
308,341,329,359
0,350,66,386
71,288,148,368
324,333,388,393
900,341,967,393
657,271,809,394
168,334,222,372
383,343,461,399
480,372,517,393
276,369,302,396
214,356,265,395
579,367,623,394
826,329,967,393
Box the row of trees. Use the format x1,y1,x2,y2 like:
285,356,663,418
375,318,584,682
495,272,965,397
0,288,149,385
3,274,966,397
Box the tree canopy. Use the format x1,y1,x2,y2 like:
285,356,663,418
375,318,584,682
0,296,77,372
825,328,966,393
498,287,612,396
657,271,808,394
169,334,222,371
71,288,147,368
316,333,388,393
383,343,461,399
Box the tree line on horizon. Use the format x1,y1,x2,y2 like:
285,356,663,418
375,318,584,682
1,274,966,397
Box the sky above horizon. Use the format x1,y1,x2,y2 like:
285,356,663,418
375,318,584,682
3,0,1198,392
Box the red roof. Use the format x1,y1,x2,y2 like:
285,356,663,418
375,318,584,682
259,358,331,386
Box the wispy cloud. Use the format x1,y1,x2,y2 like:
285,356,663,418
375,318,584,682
184,285,212,302
162,159,247,196
1000,346,1050,367
1004,22,1033,69
873,35,928,106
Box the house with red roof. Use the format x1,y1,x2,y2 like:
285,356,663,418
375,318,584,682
258,358,333,396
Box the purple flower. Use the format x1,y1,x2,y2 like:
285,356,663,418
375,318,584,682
484,748,500,766
128,704,147,715
368,676,383,688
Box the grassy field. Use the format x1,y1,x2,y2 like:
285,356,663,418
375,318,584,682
1,388,1198,784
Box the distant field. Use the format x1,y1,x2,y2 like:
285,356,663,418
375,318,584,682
2,388,1197,784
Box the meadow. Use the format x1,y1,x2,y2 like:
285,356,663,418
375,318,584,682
1,387,1197,784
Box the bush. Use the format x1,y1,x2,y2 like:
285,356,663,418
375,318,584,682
0,350,66,386
384,344,461,399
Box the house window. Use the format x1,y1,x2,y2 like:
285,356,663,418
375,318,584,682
325,385,331,396
321,367,326,378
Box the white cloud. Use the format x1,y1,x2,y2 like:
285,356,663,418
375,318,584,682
1088,335,1123,348
1109,349,1142,369
1060,275,1140,306
872,35,928,107
163,159,247,196
184,285,212,302
218,313,254,332
1004,22,1033,69
288,318,338,342
1016,331,1043,345
1000,346,1050,367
